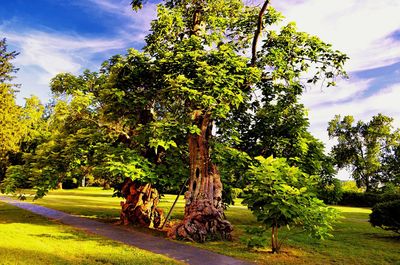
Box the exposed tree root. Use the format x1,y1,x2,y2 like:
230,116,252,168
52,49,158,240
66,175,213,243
119,178,165,229
168,199,233,242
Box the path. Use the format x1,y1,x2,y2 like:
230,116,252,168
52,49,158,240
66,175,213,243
0,196,253,265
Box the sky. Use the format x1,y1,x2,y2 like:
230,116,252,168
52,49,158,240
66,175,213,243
1,0,400,179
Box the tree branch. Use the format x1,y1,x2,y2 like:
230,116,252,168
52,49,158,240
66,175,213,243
251,0,270,66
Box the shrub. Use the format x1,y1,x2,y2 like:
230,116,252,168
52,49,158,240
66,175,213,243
339,192,400,207
339,192,379,207
369,200,400,234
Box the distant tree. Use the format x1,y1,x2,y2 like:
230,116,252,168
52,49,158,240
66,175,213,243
0,38,23,180
328,114,400,192
341,180,364,193
381,143,400,187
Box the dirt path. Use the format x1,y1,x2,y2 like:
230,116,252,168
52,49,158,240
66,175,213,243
0,196,253,265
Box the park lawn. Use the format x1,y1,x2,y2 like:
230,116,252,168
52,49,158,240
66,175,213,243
12,187,400,265
0,201,181,265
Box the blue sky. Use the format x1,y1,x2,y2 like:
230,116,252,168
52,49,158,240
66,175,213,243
2,0,400,179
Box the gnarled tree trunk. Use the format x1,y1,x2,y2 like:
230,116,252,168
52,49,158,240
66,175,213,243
119,178,164,229
168,112,232,242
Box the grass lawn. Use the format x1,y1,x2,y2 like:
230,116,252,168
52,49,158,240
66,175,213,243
0,201,181,265
7,187,400,265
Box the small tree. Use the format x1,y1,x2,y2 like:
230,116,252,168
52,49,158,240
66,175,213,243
243,156,338,253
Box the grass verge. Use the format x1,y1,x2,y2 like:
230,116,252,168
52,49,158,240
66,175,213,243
8,187,400,265
0,201,181,265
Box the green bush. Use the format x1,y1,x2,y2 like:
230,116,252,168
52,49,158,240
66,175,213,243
339,192,400,207
369,200,400,234
339,192,379,207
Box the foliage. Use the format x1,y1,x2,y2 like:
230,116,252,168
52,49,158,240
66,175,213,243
380,182,400,194
0,38,19,83
243,156,339,253
369,200,400,234
218,13,345,193
317,178,343,205
328,114,400,192
0,39,23,180
212,143,252,204
240,226,268,248
341,180,364,193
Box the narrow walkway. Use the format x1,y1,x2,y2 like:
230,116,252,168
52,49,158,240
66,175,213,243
0,196,253,265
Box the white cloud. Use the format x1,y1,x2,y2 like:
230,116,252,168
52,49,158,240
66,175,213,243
267,0,400,180
7,30,127,76
303,82,400,152
1,29,132,104
273,0,400,72
0,0,159,105
84,0,157,40
301,78,372,108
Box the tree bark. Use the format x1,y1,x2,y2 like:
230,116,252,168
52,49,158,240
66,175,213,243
271,225,279,253
57,182,63,190
251,0,270,66
168,112,233,242
119,177,165,229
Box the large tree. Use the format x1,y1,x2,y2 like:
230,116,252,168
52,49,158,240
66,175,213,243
328,114,400,192
133,0,346,241
3,0,347,243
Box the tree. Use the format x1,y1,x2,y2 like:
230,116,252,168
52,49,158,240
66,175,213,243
381,143,400,187
141,0,346,242
328,114,400,192
243,156,338,253
4,0,347,243
0,38,23,180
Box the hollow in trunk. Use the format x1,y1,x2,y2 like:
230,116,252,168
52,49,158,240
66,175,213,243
168,112,233,242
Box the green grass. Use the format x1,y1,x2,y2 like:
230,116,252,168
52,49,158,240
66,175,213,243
0,201,181,265
8,187,400,264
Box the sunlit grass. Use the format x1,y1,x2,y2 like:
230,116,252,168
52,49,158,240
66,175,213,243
10,187,400,264
0,201,181,265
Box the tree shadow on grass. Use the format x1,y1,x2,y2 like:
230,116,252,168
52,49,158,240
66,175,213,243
0,247,75,265
366,232,400,242
0,205,54,226
32,233,79,240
